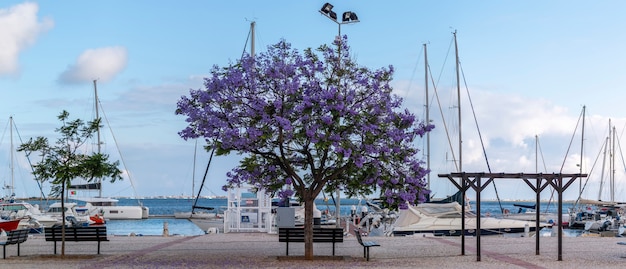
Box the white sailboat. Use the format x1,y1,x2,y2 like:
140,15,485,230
391,32,548,236
182,147,224,233
499,135,566,225
71,80,149,220
392,202,550,236
0,116,61,231
569,119,626,234
184,21,263,234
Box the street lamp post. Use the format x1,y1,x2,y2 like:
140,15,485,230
319,2,359,229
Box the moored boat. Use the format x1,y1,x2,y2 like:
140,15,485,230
390,202,551,236
74,197,149,220
501,203,568,226
1,201,59,231
68,80,149,220
46,202,93,226
188,215,224,233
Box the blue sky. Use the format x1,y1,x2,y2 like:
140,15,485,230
1,1,625,201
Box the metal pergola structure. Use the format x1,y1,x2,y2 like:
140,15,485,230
437,172,587,261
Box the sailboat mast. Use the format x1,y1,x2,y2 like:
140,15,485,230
579,106,585,193
454,31,462,172
598,120,610,201
94,79,102,197
424,43,430,189
10,116,14,197
250,21,255,58
611,124,616,202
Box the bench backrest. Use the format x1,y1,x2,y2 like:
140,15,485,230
279,228,343,243
4,229,29,245
44,226,108,242
354,229,364,245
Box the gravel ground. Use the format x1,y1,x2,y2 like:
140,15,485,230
1,232,625,268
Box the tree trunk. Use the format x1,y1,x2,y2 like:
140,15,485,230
303,196,315,260
61,181,66,256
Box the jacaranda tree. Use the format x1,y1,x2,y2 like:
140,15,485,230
176,37,433,259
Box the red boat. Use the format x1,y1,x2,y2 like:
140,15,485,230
90,214,106,225
0,219,20,232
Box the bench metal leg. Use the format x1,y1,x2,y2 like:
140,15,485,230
53,241,57,255
17,243,20,257
97,241,101,255
285,241,289,256
332,242,335,256
362,246,371,261
3,245,5,259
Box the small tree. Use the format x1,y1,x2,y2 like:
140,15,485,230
176,38,433,259
18,110,122,256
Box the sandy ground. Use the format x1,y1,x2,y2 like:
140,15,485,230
1,232,625,268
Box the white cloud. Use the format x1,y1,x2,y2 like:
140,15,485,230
422,87,626,200
0,2,53,76
59,46,128,84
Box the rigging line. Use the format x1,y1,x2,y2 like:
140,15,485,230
240,23,252,60
537,137,549,173
616,132,626,174
434,35,455,88
192,147,215,214
617,121,626,174
611,129,626,199
97,100,142,204
458,64,491,172
459,61,505,212
559,108,584,173
192,139,197,199
429,36,459,171
0,119,8,145
573,135,605,208
329,192,337,215
618,119,626,140
548,107,585,207
540,140,555,210
430,64,458,172
537,137,557,213
404,45,424,101
13,120,47,200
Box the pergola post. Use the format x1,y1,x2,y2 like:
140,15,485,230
438,172,586,262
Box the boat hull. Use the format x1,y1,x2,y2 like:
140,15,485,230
391,202,551,237
174,211,217,219
393,225,541,236
96,206,149,220
189,217,224,233
0,219,21,232
74,198,150,220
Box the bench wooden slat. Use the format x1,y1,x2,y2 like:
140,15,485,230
44,226,108,255
278,227,343,256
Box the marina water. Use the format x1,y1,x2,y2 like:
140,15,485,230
25,198,577,236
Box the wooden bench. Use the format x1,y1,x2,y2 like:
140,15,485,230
278,227,343,256
0,229,29,259
44,226,108,254
354,229,380,261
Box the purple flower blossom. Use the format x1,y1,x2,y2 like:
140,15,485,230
176,37,434,211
